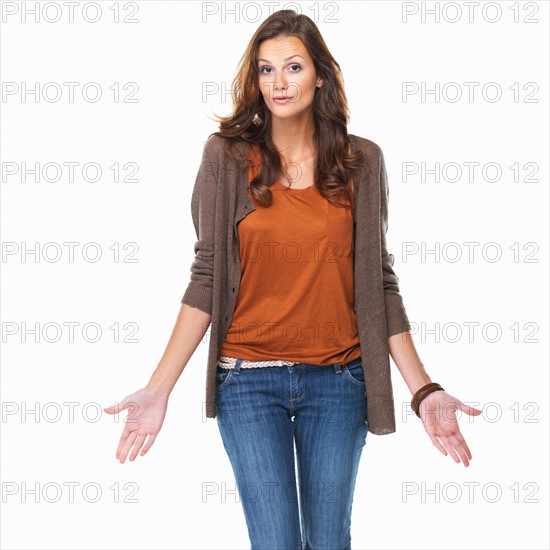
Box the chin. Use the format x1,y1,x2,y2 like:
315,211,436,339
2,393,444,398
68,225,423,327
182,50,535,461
270,104,312,119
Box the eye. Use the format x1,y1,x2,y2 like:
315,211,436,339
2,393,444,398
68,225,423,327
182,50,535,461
259,64,302,75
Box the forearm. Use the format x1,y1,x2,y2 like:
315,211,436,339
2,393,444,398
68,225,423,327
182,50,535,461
388,331,432,395
147,303,212,397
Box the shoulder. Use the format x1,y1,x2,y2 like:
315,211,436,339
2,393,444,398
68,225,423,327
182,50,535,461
349,133,384,162
201,133,246,163
200,133,226,158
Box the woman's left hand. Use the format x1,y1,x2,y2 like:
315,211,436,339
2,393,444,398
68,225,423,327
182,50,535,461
419,390,483,467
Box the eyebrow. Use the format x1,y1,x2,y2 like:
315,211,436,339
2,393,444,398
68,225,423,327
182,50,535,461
257,54,304,64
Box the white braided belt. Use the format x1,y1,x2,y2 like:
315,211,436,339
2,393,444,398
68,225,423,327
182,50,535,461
217,355,298,369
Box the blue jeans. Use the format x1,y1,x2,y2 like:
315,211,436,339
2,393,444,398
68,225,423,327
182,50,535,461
215,355,369,550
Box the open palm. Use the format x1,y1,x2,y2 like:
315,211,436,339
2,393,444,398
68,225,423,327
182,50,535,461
419,390,482,467
104,388,169,463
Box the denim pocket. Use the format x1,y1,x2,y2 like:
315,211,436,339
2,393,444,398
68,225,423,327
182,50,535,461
344,362,366,386
216,367,234,392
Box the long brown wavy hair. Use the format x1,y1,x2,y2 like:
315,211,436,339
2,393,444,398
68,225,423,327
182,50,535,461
207,9,366,209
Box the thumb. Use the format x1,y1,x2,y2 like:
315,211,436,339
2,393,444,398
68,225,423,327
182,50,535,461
458,401,483,416
103,400,126,415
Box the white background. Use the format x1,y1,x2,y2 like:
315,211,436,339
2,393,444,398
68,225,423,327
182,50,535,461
1,1,548,549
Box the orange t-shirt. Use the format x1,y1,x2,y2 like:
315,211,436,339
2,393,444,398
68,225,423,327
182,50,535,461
220,143,361,365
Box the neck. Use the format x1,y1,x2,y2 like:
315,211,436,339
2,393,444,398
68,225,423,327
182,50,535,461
270,112,316,161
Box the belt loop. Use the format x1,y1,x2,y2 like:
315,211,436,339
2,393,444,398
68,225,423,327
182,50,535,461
234,358,242,374
333,362,342,374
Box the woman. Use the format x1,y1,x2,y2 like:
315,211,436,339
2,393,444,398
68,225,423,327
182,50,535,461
105,10,482,549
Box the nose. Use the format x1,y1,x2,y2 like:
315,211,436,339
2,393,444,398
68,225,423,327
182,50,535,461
274,80,288,94
274,80,291,100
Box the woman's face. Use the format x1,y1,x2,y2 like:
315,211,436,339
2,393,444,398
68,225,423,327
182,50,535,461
257,35,322,120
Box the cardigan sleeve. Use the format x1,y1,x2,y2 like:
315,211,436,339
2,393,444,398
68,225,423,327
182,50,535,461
180,137,219,315
379,148,412,337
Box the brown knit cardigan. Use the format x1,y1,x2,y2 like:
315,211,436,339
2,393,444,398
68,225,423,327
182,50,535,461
181,133,412,435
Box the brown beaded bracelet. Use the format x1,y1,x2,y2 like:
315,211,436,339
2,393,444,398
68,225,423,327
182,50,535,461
411,382,445,417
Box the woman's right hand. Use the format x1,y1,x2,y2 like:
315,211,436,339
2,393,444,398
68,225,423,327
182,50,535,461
103,387,169,463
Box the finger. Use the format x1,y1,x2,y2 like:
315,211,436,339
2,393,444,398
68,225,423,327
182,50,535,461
140,433,157,456
439,436,461,464
461,403,483,416
104,400,125,415
116,426,131,460
429,434,448,456
447,434,470,467
119,431,138,464
128,434,147,462
453,431,473,461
